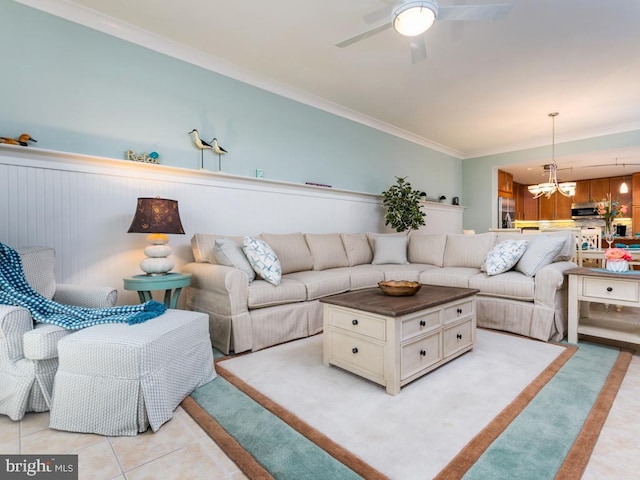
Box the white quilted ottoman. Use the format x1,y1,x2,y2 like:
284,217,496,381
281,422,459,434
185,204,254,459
49,309,216,436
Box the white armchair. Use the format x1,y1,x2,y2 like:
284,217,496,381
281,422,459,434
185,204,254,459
0,246,116,420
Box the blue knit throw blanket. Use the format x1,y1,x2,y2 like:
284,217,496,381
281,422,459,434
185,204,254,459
0,243,166,329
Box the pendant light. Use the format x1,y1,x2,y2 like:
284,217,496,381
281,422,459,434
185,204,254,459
527,113,576,199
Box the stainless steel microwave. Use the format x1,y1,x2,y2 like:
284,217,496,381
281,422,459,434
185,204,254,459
571,202,600,219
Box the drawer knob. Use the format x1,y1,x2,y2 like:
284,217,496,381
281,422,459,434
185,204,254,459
352,347,358,354
352,319,358,325
419,320,426,327
457,308,463,314
456,333,463,340
420,349,426,357
607,287,613,292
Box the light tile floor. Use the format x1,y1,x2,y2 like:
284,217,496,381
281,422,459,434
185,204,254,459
1,304,638,480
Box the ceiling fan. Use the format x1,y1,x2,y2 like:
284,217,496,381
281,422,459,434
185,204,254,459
336,0,512,63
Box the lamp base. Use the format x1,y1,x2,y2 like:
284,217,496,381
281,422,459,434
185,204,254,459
139,233,174,275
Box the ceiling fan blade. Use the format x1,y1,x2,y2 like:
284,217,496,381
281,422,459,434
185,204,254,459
363,5,391,25
438,4,512,21
335,22,392,48
410,36,427,64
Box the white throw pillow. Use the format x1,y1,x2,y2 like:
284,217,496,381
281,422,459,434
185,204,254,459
482,239,528,276
371,235,409,265
214,238,256,281
515,235,566,277
242,237,282,285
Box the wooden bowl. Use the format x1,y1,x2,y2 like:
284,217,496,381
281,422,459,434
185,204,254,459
378,280,422,297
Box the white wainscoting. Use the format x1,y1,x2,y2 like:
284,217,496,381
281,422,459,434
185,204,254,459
0,145,464,305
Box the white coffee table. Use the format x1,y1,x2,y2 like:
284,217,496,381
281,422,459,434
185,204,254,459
320,285,478,395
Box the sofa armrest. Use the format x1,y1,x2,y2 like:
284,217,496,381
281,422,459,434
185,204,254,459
533,261,577,308
182,262,250,317
53,284,117,308
0,305,33,361
23,323,70,360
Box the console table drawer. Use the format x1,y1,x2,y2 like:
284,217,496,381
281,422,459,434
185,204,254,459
443,319,473,356
401,310,441,341
401,331,441,379
328,308,386,341
582,277,639,303
443,300,474,324
328,330,385,379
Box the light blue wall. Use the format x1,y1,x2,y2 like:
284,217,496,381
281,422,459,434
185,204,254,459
0,1,461,199
462,129,640,233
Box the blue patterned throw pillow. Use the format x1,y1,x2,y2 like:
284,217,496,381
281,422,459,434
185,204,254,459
481,239,528,276
242,237,282,285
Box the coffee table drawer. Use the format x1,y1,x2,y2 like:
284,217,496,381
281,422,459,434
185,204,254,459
443,300,474,325
443,319,473,356
401,331,441,379
402,310,441,341
582,277,639,303
327,307,386,341
328,330,385,379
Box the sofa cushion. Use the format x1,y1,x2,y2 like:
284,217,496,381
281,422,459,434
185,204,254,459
408,233,447,267
214,238,256,281
481,239,528,276
17,246,56,299
242,237,282,285
286,270,351,300
496,230,575,262
515,234,566,277
331,265,385,290
304,233,349,270
419,267,481,288
247,278,307,309
370,234,409,265
191,233,244,264
341,233,373,266
261,233,314,274
469,271,535,300
374,264,434,282
443,233,496,268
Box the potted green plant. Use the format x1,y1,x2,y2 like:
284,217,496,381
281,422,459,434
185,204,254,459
381,176,426,233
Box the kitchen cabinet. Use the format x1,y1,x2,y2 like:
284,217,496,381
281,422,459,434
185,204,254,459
590,178,610,202
538,195,554,220
573,180,590,203
555,192,573,219
523,189,539,220
609,176,631,206
498,169,513,197
633,206,640,238
514,182,524,220
632,173,640,205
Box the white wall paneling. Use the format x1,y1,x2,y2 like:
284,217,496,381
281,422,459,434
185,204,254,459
0,146,385,304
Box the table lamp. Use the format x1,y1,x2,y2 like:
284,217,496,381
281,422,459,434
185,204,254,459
127,197,185,275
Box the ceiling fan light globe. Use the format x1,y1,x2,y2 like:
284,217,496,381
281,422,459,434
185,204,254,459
393,1,438,37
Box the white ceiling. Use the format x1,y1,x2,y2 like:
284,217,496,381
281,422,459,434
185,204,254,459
37,0,640,184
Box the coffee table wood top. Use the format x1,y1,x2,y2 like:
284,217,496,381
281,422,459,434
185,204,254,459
320,285,479,317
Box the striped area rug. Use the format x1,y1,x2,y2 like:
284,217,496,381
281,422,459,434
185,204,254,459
183,330,631,479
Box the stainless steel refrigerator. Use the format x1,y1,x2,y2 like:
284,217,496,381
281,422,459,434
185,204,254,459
498,197,515,228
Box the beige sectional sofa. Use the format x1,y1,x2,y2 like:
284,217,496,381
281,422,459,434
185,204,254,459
182,230,576,354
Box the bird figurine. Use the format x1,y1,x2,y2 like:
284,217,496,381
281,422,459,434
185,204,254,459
188,129,212,169
0,133,37,146
212,138,228,171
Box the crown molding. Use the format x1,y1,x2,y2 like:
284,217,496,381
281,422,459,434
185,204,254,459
14,0,463,159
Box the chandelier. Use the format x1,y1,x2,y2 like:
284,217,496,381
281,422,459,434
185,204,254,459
527,112,576,199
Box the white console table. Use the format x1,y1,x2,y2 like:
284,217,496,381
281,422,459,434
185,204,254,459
567,267,640,345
